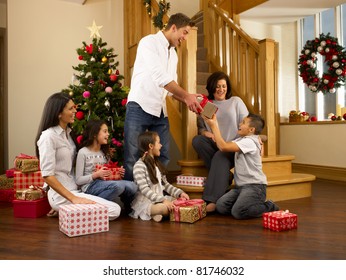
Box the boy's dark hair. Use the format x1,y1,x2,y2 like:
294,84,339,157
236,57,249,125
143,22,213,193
247,113,265,135
205,71,232,100
35,92,77,158
165,13,195,30
138,131,167,184
80,119,111,160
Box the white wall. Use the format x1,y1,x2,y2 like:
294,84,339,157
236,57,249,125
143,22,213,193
169,0,200,18
280,123,346,167
6,0,124,167
240,19,298,121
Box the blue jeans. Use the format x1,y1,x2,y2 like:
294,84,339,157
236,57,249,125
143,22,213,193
124,102,170,181
85,179,138,207
216,184,272,219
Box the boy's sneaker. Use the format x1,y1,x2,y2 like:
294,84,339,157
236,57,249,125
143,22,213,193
266,200,279,211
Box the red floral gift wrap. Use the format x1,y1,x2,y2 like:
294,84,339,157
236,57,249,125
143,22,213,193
176,175,206,187
59,203,109,237
170,198,207,223
263,210,298,232
95,162,122,181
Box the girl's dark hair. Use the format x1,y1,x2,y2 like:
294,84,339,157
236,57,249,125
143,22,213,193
35,92,77,158
80,119,111,160
138,131,167,184
205,71,232,100
165,13,195,30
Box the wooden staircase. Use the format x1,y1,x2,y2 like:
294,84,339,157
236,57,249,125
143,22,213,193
172,4,315,202
175,156,315,202
123,1,316,202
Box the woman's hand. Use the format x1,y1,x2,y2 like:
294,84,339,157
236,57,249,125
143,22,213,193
203,131,216,142
70,196,96,204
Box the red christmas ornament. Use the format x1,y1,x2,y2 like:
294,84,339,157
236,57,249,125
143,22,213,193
331,115,337,121
310,116,317,122
76,111,84,120
76,135,83,144
110,74,118,82
121,98,127,107
85,44,93,54
343,113,346,120
78,55,84,60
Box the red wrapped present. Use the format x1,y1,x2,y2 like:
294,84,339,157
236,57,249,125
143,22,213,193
170,198,207,223
6,168,16,178
95,161,122,181
13,171,44,190
0,188,15,202
197,95,218,119
176,175,206,187
13,197,51,218
14,153,40,173
0,174,14,190
263,210,298,232
15,185,46,201
59,203,109,237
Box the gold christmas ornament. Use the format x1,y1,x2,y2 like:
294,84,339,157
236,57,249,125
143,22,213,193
69,91,74,96
102,56,108,63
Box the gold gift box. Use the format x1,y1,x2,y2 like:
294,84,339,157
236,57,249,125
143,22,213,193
15,158,39,173
170,201,207,223
16,187,45,201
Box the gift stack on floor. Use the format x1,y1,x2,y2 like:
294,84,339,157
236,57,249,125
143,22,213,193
10,154,50,218
0,173,15,203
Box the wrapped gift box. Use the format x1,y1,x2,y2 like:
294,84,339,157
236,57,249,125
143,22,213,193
0,174,14,190
6,168,16,178
197,95,218,119
0,188,15,202
176,175,206,187
59,204,109,237
95,163,122,181
14,154,40,173
13,197,51,218
263,210,298,232
15,186,46,201
13,171,44,190
170,198,207,223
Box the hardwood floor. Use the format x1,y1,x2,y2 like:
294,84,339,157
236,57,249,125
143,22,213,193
0,179,345,260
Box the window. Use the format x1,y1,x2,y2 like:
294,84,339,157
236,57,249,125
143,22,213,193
299,4,346,120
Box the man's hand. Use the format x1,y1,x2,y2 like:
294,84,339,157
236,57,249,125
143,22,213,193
184,93,203,114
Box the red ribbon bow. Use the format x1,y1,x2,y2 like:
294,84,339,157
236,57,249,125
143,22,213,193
172,198,205,222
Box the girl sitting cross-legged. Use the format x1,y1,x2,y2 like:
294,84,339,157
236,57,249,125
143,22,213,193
75,119,138,213
130,131,189,222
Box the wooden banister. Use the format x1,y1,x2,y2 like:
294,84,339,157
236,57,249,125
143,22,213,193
202,0,278,155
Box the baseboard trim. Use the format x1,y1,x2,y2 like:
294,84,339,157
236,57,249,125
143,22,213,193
292,163,346,183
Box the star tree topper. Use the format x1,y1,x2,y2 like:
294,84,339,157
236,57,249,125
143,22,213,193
87,20,103,38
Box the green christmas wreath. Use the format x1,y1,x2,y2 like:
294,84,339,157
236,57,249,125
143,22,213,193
298,33,346,94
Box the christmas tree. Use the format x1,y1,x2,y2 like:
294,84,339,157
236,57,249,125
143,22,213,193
63,21,128,164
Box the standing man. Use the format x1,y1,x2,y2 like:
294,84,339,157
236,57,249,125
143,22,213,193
124,13,202,181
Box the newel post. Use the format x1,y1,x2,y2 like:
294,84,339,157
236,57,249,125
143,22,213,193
258,39,277,156
181,27,198,160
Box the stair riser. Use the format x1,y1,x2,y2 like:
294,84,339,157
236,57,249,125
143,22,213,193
176,181,312,202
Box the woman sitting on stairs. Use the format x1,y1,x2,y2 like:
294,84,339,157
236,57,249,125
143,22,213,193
192,71,248,212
